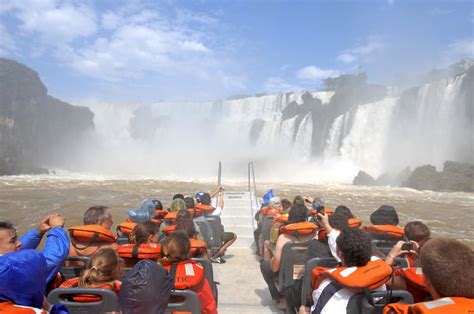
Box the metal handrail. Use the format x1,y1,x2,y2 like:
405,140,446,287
215,161,222,208
248,161,258,230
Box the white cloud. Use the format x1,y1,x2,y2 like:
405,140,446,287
0,23,17,56
296,66,339,81
429,8,454,16
337,36,384,64
264,77,302,93
442,38,474,64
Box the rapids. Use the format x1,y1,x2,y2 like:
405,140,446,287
1,174,472,248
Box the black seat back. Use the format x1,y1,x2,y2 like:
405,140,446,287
205,216,223,253
166,290,202,313
372,239,404,257
60,257,91,280
47,288,120,314
346,289,414,314
278,241,311,292
300,257,339,307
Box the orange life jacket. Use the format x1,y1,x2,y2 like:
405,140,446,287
186,207,202,217
117,221,137,235
189,239,207,257
69,225,117,246
162,224,177,236
163,260,205,290
0,302,47,313
59,277,121,302
309,207,334,217
383,297,474,314
279,221,318,237
260,206,282,217
195,204,216,214
348,218,363,228
116,243,161,260
164,212,178,223
395,267,430,302
272,215,289,225
362,225,405,239
155,210,168,219
311,259,392,291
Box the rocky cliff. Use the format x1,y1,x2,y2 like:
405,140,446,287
0,58,94,175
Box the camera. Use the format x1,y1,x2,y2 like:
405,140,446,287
401,242,414,251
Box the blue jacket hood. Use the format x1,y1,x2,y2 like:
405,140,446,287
0,249,47,308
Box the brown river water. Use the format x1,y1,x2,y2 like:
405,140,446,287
1,174,473,247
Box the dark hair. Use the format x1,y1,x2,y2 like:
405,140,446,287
370,205,399,225
83,206,110,225
288,204,308,224
0,221,15,232
329,213,349,230
172,194,184,201
161,231,190,263
420,238,474,298
281,199,292,211
334,206,354,219
200,193,211,205
129,221,159,245
292,195,305,206
151,199,163,210
336,228,372,267
175,210,198,238
183,197,195,209
404,221,430,244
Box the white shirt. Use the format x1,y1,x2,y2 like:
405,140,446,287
327,229,341,262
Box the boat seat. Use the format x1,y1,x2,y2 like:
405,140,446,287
47,288,119,314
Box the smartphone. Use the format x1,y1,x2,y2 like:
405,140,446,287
316,207,325,220
401,242,414,251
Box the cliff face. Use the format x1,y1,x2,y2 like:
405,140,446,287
0,58,94,175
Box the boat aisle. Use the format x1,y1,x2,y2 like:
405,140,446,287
213,191,280,313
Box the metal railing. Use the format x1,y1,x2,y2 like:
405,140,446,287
248,161,258,230
215,161,222,207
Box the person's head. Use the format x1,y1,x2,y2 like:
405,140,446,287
83,206,113,230
175,210,198,238
161,231,190,263
281,199,292,212
129,221,160,244
79,248,121,287
269,196,281,209
170,199,186,213
0,221,21,254
183,197,195,209
420,238,474,299
370,205,399,226
172,194,184,201
404,221,430,246
195,192,204,204
328,213,349,231
336,227,372,267
200,193,211,205
288,204,308,224
293,195,305,206
151,199,163,210
334,205,355,219
119,260,172,314
311,198,324,211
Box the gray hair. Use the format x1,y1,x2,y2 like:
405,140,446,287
83,206,111,225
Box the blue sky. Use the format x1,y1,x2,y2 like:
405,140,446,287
0,0,472,103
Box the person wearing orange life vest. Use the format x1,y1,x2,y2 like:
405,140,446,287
261,204,318,310
175,209,208,258
184,196,214,246
299,228,388,314
68,206,118,259
383,237,474,314
160,231,217,314
385,221,431,303
116,221,161,266
60,248,122,300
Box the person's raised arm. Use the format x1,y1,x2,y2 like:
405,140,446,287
41,214,70,284
20,215,53,250
270,235,287,272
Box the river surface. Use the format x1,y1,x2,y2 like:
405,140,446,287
1,174,473,247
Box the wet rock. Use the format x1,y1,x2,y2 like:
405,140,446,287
353,170,377,186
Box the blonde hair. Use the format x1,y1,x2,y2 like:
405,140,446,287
79,248,121,288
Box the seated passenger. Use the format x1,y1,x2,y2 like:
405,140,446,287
384,237,474,313
0,215,69,287
254,196,283,256
120,259,172,314
363,205,404,240
300,228,390,313
160,232,217,314
159,199,186,234
60,248,122,299
184,196,214,245
69,206,118,258
116,221,161,266
175,210,208,258
261,204,317,310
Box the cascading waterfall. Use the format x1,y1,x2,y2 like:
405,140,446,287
80,68,472,182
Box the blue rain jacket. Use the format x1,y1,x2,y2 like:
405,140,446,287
19,226,70,284
0,249,47,308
